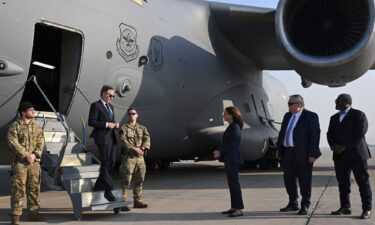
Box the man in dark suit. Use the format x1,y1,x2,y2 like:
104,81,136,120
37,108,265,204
88,85,119,201
327,93,372,219
277,94,321,215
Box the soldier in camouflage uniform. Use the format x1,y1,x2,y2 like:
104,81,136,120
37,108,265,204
7,102,45,225
119,108,151,211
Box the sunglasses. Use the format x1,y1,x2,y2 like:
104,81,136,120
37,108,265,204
107,93,115,98
128,112,137,116
288,102,298,106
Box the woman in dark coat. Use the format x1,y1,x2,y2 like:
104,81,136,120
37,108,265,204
214,106,244,217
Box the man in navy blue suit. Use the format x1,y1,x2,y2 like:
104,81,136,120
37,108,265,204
88,85,119,202
277,94,321,215
327,94,372,219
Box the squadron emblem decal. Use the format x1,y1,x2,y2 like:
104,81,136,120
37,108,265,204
116,23,139,62
147,38,164,72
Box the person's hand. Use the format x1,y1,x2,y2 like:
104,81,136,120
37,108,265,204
107,122,117,129
133,147,144,156
276,150,282,161
115,122,120,129
308,156,316,164
333,145,346,155
26,154,36,164
213,150,221,159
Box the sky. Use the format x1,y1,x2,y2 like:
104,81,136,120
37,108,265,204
207,0,375,146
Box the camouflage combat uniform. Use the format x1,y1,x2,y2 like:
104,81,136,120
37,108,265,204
119,123,150,202
7,119,45,216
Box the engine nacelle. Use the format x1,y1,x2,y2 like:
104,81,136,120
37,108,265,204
276,0,375,86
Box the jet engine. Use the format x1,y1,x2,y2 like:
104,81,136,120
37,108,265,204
276,0,375,87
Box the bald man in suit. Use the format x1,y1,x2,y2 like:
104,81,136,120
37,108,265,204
327,94,372,219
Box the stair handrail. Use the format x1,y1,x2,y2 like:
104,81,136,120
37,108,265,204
74,82,91,105
28,75,69,182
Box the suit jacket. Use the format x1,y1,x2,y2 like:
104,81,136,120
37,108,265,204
88,100,118,145
277,109,321,162
327,108,371,161
220,122,244,165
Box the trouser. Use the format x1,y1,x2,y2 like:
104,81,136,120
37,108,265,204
120,155,146,201
10,162,41,216
282,149,313,208
225,163,244,209
334,155,372,210
94,142,116,193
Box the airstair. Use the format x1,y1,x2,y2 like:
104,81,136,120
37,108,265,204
28,77,127,220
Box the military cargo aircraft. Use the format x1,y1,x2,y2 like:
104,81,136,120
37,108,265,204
1,0,374,169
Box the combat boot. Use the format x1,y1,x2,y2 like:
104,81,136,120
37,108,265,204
11,215,20,225
134,199,148,208
122,188,128,201
27,212,46,222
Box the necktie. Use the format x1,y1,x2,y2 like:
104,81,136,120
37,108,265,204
339,110,345,122
105,103,113,119
285,115,296,146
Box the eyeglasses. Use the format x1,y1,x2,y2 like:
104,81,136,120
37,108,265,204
288,102,298,106
128,112,137,116
107,93,115,98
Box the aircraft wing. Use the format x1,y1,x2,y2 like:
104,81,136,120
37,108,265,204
210,3,292,70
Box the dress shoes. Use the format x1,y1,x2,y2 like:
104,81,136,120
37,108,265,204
297,207,308,215
331,208,352,215
104,191,116,202
280,205,299,212
360,210,371,219
221,209,236,214
228,210,243,217
121,205,131,212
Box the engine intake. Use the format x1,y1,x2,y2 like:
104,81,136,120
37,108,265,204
276,0,375,86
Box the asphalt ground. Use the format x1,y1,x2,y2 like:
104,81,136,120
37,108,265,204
0,148,374,225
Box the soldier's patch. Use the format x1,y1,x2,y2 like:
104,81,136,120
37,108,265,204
116,23,139,62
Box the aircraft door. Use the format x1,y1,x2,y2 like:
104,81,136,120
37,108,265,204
21,22,83,115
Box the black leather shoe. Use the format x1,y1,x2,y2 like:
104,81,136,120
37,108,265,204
360,210,371,219
121,205,131,211
297,207,308,215
104,191,116,202
228,210,243,217
331,208,352,215
221,209,236,214
280,205,299,212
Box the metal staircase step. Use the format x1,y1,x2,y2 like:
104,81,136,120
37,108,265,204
61,164,100,174
35,111,60,119
81,189,124,207
60,153,93,167
44,131,74,142
61,170,100,180
45,142,85,154
89,201,129,211
64,178,97,194
34,120,67,132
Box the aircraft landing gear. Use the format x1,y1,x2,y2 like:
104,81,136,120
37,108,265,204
146,160,172,170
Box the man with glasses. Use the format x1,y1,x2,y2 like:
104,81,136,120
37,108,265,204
7,102,45,224
119,108,151,211
327,94,372,219
276,95,321,215
88,85,119,202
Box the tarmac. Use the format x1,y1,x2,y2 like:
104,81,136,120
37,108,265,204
0,148,374,225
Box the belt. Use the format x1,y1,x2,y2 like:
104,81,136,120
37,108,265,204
284,146,294,150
